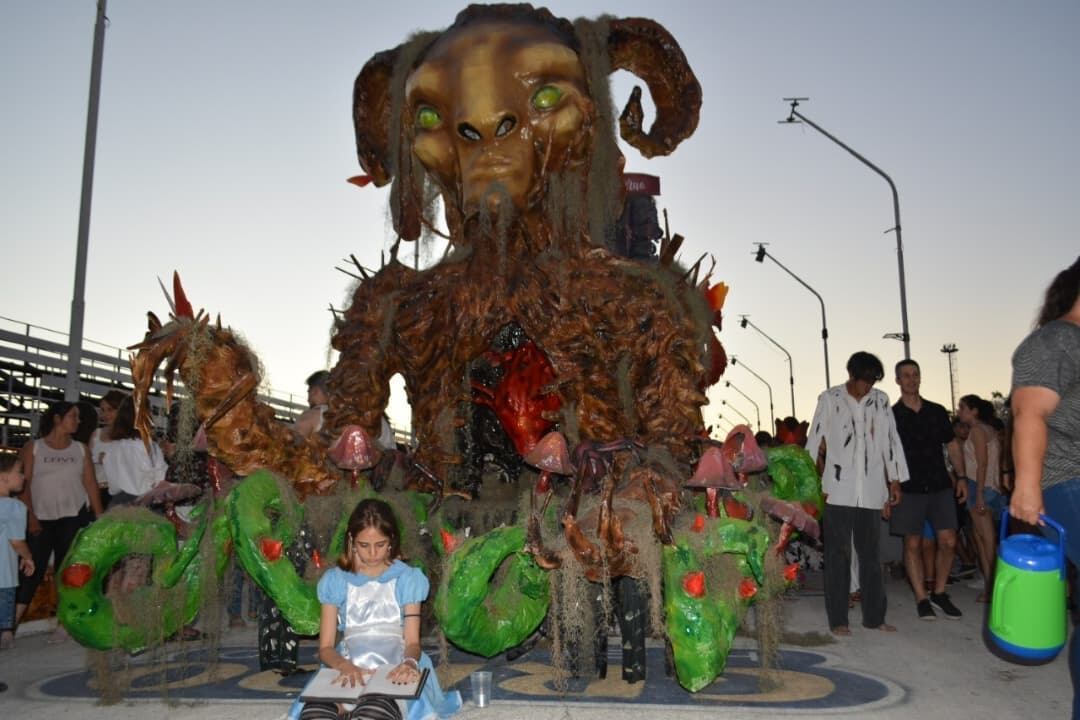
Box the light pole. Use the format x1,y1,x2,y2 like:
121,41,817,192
65,0,109,401
740,315,795,417
724,380,761,431
721,399,753,429
941,343,959,412
715,414,734,433
730,356,775,430
780,97,911,360
754,243,830,389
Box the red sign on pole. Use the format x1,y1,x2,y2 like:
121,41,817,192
622,173,660,196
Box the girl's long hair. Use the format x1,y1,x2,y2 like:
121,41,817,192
338,498,402,570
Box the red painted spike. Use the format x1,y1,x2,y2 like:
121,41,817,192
61,563,94,588
440,528,458,554
682,571,706,598
347,174,373,187
261,537,284,562
173,271,194,319
784,562,800,583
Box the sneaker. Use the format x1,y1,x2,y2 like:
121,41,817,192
917,598,937,620
930,592,963,620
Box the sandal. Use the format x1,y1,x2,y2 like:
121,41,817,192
831,625,852,636
870,623,898,632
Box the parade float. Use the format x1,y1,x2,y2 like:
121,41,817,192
57,3,822,693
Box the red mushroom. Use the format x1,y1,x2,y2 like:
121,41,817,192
523,431,573,494
686,446,740,518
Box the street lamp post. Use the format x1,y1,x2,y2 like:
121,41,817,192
65,0,109,401
721,399,753,429
780,97,911,360
730,356,775,431
715,414,734,433
754,243,830,389
724,380,761,431
740,316,796,417
941,343,959,411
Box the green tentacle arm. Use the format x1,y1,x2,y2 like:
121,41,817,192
434,525,550,657
226,470,320,635
57,511,202,652
664,516,770,691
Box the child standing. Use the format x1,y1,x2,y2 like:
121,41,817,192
1,453,35,649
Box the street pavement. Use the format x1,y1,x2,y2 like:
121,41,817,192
0,570,1070,719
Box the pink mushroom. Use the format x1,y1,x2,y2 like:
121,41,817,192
328,425,382,486
523,431,573,493
721,424,768,477
686,446,740,518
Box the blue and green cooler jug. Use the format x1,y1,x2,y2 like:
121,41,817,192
988,511,1067,661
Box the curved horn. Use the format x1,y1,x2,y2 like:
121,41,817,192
353,47,401,187
608,18,702,158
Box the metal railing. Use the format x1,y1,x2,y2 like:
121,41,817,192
0,316,306,449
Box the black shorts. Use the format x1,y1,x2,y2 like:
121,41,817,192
889,487,958,537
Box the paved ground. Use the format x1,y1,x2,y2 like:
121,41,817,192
0,571,1070,719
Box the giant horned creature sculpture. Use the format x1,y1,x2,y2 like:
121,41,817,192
327,5,712,581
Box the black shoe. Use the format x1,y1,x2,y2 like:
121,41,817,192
917,598,937,620
930,592,962,620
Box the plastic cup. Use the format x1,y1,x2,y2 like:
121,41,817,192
470,670,492,707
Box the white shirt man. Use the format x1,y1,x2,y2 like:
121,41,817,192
805,351,907,636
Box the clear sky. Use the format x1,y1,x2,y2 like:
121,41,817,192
2,1,1077,433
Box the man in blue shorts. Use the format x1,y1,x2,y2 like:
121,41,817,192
891,359,968,620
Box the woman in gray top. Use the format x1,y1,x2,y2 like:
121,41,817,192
1010,255,1080,717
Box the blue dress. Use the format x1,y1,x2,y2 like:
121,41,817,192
290,560,461,720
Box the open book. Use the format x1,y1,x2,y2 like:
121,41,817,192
300,664,429,703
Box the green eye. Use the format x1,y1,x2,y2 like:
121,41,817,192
416,106,441,130
532,85,562,110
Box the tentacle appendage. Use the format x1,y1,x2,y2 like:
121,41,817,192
57,510,204,653
434,525,550,657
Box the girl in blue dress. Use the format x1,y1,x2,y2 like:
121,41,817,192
293,498,461,720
